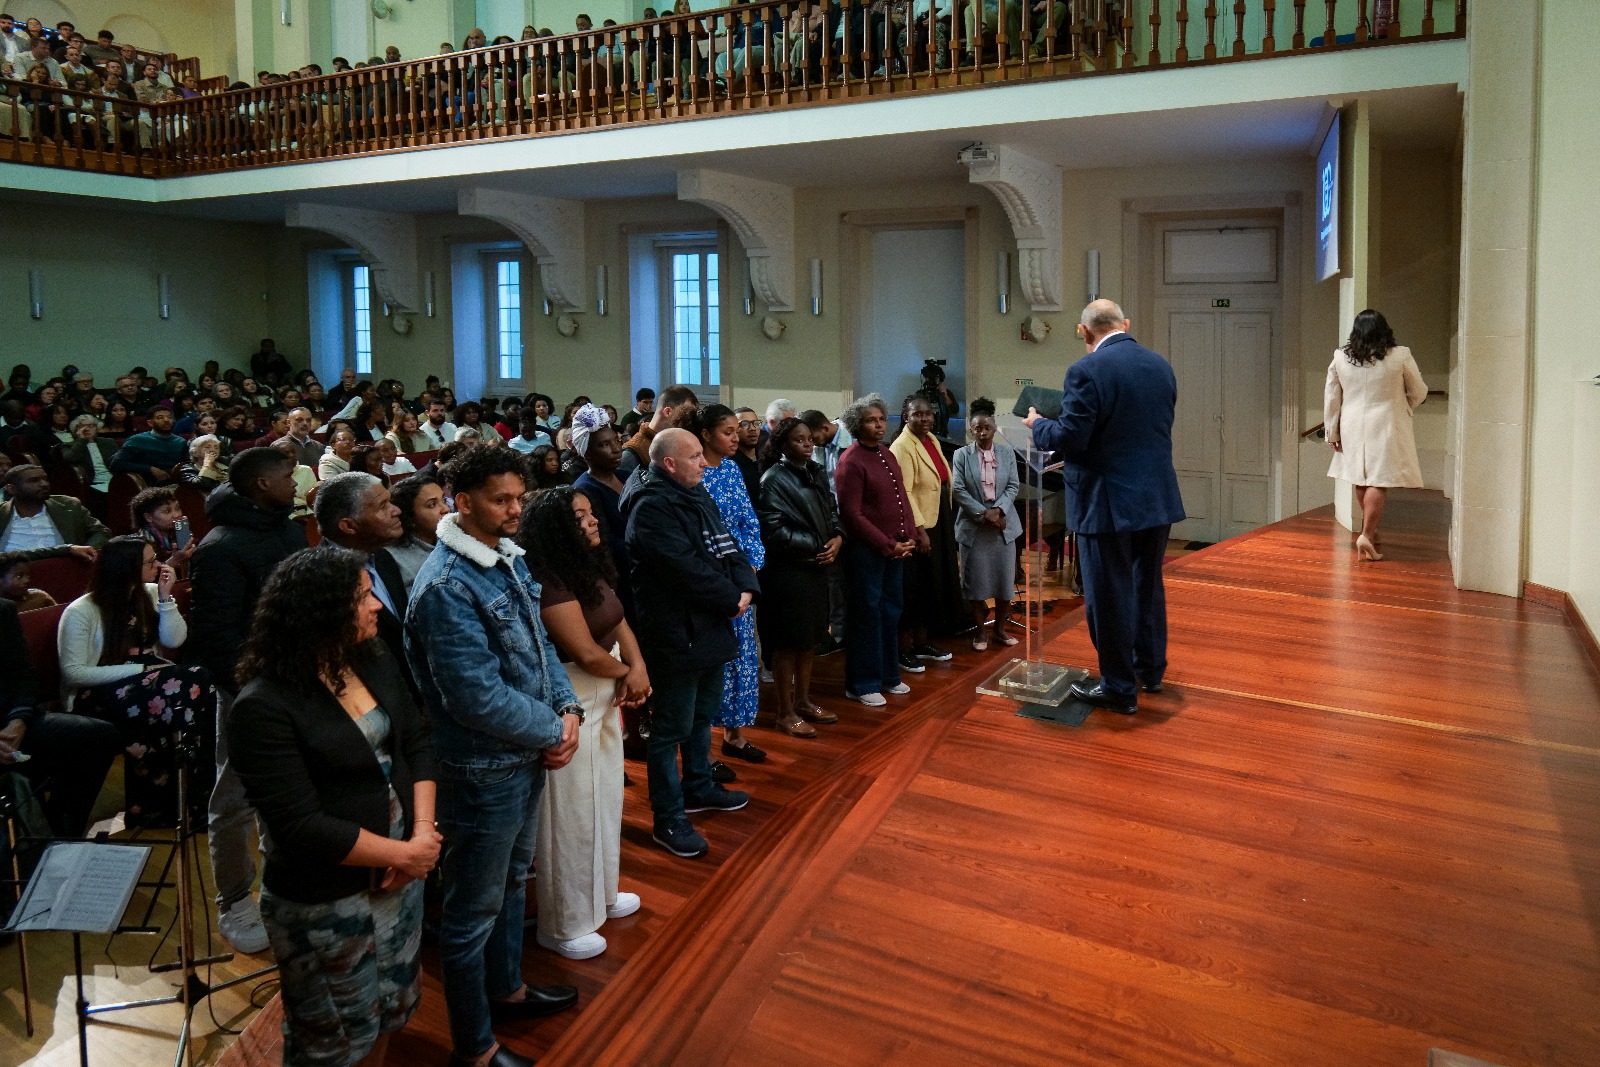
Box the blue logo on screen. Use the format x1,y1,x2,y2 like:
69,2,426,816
1321,161,1334,223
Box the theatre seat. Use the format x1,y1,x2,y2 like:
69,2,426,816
19,604,66,709
27,555,94,605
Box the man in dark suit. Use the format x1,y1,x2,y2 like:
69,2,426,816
1025,299,1185,714
313,472,414,693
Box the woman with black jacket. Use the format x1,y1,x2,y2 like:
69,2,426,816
756,417,843,737
229,545,441,1067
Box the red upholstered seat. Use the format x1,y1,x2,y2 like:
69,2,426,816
18,604,66,709
27,555,95,605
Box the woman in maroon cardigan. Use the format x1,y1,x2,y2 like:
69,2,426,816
833,393,925,708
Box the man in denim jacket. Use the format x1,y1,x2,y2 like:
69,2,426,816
404,446,581,1067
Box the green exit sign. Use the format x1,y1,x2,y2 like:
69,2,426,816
1014,378,1033,387
1212,298,1231,308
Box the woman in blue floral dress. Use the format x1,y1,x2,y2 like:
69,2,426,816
694,405,768,762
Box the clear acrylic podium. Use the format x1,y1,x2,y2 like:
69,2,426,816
974,416,1089,707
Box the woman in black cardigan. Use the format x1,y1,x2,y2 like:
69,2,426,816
229,545,441,1067
756,417,844,738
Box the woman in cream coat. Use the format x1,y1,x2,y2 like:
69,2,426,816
1324,309,1428,561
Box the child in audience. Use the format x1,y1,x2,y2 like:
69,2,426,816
0,551,57,611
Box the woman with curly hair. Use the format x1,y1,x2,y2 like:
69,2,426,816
57,535,217,826
834,393,921,707
229,545,441,1067
526,443,565,490
518,487,650,960
1324,309,1428,561
384,475,449,592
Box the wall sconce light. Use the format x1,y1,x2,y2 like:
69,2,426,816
1087,249,1100,302
996,250,1010,315
29,269,42,320
543,296,552,316
424,271,436,318
595,264,608,316
280,0,292,26
742,269,753,316
158,273,171,320
810,258,822,316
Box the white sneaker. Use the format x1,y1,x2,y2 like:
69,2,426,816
537,929,608,960
886,683,911,695
847,690,887,707
217,896,270,955
606,891,641,919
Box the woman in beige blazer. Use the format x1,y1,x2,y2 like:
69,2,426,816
889,393,962,665
1324,310,1428,561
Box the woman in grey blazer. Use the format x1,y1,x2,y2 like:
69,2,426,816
951,399,1023,651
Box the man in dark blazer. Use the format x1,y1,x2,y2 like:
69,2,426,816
313,472,414,694
1025,299,1185,714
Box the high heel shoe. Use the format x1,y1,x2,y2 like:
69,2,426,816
1356,534,1383,561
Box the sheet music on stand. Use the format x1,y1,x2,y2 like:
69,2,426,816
5,842,150,934
975,416,1089,708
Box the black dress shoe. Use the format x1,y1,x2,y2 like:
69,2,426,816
721,738,767,763
1139,680,1164,694
1069,680,1137,715
711,760,737,783
488,984,579,1022
449,1044,536,1067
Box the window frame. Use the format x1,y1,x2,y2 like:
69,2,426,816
656,240,722,391
339,257,374,376
481,246,532,392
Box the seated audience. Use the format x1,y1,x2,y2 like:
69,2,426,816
453,401,502,447
62,414,116,494
617,387,654,434
388,409,433,454
318,427,358,481
951,398,1021,651
230,545,441,1067
526,443,564,490
57,535,217,826
111,406,188,482
349,441,389,484
0,464,110,561
253,409,291,449
178,433,229,492
506,410,553,454
0,597,122,837
519,486,649,960
377,438,416,479
0,550,57,611
130,484,196,570
385,475,448,592
419,399,457,448
756,416,843,737
275,406,326,468
268,439,318,519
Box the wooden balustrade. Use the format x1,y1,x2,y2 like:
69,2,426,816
0,0,1466,178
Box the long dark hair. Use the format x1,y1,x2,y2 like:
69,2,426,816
693,404,736,452
90,535,158,665
760,415,808,471
1342,309,1397,367
527,444,563,489
391,474,442,538
235,545,374,696
518,486,617,609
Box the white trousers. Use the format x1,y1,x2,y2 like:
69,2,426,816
536,647,625,941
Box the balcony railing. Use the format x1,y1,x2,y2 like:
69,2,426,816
0,0,1464,179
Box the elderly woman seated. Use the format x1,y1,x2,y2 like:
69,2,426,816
62,414,117,494
177,433,229,492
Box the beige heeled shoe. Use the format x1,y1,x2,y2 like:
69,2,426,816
1356,534,1383,561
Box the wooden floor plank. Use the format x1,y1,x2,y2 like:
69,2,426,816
196,491,1600,1066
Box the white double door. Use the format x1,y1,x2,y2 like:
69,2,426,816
1160,301,1276,544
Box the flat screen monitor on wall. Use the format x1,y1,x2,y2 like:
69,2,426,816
1315,110,1342,282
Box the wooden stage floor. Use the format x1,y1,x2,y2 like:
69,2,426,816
62,492,1600,1066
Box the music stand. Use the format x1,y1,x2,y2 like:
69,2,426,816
974,415,1089,707
5,840,151,1067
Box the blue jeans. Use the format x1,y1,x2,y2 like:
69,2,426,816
436,759,544,1058
842,540,904,695
646,665,723,822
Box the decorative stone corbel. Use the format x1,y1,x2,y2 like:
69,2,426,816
963,146,1062,312
457,188,586,312
285,203,421,324
677,169,796,313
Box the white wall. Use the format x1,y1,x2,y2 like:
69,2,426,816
1527,1,1600,632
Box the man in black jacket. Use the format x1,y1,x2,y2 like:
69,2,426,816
313,472,414,693
187,447,306,955
0,599,121,838
622,428,759,859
